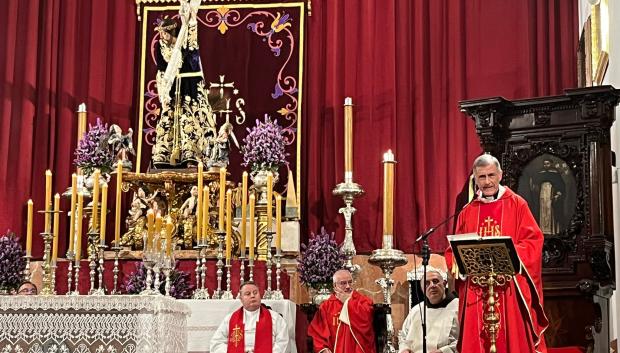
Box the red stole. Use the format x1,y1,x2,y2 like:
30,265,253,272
476,200,504,237
227,306,273,353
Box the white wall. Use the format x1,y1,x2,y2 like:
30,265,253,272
602,0,620,344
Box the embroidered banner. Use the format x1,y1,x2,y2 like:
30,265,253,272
135,1,305,216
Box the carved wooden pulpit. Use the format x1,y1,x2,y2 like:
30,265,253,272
459,86,619,352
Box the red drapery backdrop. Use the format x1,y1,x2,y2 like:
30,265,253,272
302,0,577,253
0,0,576,257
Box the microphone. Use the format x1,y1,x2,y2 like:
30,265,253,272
415,214,458,242
415,196,476,242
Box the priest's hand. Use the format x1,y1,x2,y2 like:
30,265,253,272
334,289,351,303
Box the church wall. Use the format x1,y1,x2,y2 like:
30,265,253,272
603,0,620,344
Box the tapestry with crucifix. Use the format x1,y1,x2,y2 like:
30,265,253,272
134,0,305,194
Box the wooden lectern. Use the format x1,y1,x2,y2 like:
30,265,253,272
448,234,520,353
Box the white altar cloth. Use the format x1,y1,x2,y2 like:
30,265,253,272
181,299,297,353
0,295,190,353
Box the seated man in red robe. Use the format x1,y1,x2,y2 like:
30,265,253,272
210,281,289,353
445,154,549,353
308,269,376,353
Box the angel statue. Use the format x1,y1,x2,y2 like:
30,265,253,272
151,0,214,168
205,121,239,169
121,188,158,249
108,124,135,171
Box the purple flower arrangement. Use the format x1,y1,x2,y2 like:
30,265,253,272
0,232,26,292
241,115,288,173
124,262,194,299
74,118,115,176
297,227,344,290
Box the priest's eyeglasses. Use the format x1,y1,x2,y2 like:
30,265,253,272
335,280,354,287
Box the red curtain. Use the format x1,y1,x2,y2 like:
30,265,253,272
0,0,137,256
302,0,577,253
0,0,577,256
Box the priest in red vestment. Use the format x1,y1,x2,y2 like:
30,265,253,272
445,154,549,353
308,269,376,353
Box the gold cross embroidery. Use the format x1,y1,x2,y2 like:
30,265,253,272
479,216,501,236
230,324,244,347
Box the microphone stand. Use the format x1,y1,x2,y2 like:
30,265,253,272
415,213,458,353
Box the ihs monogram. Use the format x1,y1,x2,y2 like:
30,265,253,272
332,312,340,327
479,216,501,236
230,325,244,347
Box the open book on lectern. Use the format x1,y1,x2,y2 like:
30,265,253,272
447,233,521,277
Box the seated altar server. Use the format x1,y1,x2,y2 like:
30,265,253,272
210,281,289,353
398,267,458,353
308,269,376,353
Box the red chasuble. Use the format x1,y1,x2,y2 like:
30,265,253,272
445,187,549,353
227,306,273,353
308,291,376,353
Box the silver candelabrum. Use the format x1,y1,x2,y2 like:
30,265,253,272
39,208,62,295
211,231,226,299
368,248,408,353
192,243,209,299
91,243,107,295
87,232,100,295
111,245,122,294
332,178,364,276
262,231,274,299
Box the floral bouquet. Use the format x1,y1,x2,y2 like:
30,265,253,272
124,262,194,299
74,118,115,176
0,232,26,293
241,115,288,174
297,227,344,291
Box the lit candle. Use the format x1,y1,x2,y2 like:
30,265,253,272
382,150,396,249
52,194,60,263
100,183,108,245
276,194,283,254
114,163,122,246
26,200,33,257
202,186,209,244
225,189,232,264
240,171,248,257
197,162,203,243
76,104,87,176
45,170,52,232
77,103,87,144
267,172,273,231
75,194,84,262
219,167,226,231
344,97,353,181
91,169,100,230
69,173,77,252
166,220,174,257
248,194,255,261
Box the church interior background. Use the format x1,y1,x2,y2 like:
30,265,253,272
1,0,620,352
